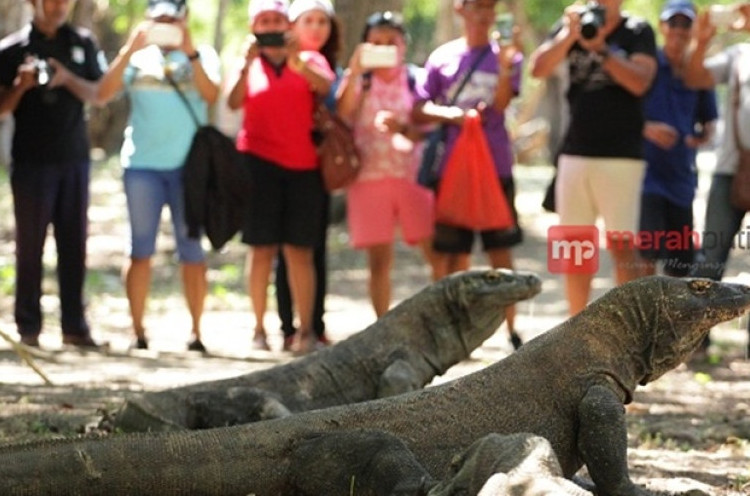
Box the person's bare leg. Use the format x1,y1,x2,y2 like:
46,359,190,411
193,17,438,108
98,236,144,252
417,239,436,281
181,262,207,342
248,246,276,348
487,248,516,333
610,246,642,285
367,243,394,317
565,272,594,316
432,252,450,281
124,257,151,341
282,244,316,353
446,253,471,275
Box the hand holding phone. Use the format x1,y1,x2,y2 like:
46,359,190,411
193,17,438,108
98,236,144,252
495,13,514,45
145,22,183,47
254,32,287,48
359,44,398,69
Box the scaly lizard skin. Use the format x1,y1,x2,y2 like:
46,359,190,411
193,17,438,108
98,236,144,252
115,269,542,431
3,277,748,496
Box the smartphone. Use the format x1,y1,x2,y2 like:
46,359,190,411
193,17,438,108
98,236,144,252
254,32,287,48
145,23,183,47
360,44,398,69
495,13,514,45
709,4,740,30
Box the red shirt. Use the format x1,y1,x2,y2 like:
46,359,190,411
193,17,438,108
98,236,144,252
236,51,333,170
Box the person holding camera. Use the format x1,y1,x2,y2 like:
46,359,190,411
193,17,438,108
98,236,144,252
682,3,750,355
530,0,657,316
411,0,524,348
335,11,435,318
227,0,334,354
0,0,106,348
96,0,221,352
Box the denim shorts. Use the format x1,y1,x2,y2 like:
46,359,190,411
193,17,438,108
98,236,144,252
123,167,204,263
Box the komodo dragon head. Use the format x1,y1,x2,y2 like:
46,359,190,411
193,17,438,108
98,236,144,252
596,276,750,386
438,269,542,354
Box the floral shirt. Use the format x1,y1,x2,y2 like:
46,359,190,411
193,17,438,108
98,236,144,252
353,67,422,182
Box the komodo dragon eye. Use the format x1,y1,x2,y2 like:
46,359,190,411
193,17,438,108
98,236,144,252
688,279,712,294
484,270,511,284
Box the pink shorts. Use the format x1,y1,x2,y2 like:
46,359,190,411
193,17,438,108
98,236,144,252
347,178,435,249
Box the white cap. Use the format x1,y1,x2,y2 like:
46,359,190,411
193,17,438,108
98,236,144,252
289,0,334,22
248,0,289,21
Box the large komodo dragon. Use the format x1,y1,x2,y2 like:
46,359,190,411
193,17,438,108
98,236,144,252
115,269,542,431
3,277,750,496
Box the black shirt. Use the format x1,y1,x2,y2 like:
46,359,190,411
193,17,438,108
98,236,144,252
0,23,104,164
558,15,657,159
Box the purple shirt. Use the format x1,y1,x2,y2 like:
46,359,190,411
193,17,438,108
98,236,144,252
416,38,522,178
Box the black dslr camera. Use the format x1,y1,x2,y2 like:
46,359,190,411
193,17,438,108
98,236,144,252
579,2,606,40
33,58,54,86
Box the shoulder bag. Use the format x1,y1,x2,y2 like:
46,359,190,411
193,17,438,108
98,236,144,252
417,45,493,189
313,99,361,192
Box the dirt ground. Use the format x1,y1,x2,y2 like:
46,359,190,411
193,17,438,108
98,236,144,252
1,153,749,495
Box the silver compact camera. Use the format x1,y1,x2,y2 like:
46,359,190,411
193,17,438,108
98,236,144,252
360,44,398,69
145,22,183,47
33,58,54,86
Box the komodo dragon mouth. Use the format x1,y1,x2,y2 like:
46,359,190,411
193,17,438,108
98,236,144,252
640,278,750,385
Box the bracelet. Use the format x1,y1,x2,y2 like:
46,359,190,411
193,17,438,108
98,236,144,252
187,51,200,61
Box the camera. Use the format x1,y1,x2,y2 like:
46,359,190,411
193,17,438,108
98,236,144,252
579,2,606,40
145,22,183,47
709,4,740,30
254,32,287,48
360,44,398,69
33,58,54,86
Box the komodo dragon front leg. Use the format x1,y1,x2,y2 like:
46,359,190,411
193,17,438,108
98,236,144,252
577,385,649,496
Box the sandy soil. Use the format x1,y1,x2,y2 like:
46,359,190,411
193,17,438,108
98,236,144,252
0,154,749,495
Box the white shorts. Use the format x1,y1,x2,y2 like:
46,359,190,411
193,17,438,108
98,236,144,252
556,155,646,233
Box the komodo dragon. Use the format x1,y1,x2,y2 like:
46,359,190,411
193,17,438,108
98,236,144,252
3,277,749,496
115,269,542,431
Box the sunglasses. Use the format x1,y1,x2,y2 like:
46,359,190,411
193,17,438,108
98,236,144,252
667,16,693,29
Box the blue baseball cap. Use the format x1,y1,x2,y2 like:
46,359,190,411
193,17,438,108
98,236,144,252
660,0,696,21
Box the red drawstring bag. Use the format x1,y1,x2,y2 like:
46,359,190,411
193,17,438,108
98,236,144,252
435,111,514,231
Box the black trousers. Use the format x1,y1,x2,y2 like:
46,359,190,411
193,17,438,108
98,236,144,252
11,160,90,337
275,192,329,338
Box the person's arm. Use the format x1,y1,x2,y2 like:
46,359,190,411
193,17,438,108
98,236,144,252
227,35,258,111
530,9,579,79
683,11,719,89
336,44,368,125
493,46,522,112
599,51,657,97
0,59,36,117
97,22,150,105
177,19,219,104
47,58,100,103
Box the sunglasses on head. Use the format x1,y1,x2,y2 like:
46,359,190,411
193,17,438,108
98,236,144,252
667,16,693,29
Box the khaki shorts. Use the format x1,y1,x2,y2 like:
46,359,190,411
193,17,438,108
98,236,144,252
556,155,646,234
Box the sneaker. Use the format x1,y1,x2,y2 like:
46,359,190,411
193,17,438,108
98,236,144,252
291,333,316,356
131,337,148,350
20,335,40,348
509,332,523,351
252,333,271,351
62,334,102,349
187,339,206,353
317,333,331,347
282,335,294,352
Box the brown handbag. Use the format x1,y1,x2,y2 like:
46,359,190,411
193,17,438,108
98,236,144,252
730,68,750,211
313,101,361,192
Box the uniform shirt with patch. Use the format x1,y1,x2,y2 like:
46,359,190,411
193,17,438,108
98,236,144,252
121,44,221,171
0,23,106,164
